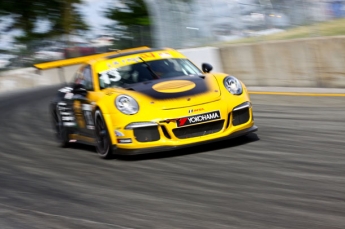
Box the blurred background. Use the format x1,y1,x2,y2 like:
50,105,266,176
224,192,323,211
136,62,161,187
1,0,345,70
1,3,345,228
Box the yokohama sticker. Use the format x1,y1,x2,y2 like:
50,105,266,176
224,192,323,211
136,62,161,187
177,111,221,127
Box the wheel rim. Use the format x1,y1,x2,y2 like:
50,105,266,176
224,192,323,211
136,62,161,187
95,115,109,156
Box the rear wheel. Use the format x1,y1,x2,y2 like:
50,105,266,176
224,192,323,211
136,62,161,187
94,109,113,159
51,105,69,147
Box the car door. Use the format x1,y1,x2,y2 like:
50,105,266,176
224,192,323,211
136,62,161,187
72,65,96,138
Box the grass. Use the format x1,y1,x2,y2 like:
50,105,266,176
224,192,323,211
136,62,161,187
214,18,345,46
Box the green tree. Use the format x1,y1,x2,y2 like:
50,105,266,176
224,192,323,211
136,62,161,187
46,0,89,39
103,0,152,48
0,0,89,43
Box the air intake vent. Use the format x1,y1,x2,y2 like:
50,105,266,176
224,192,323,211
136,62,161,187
232,108,250,126
173,120,224,139
134,126,160,142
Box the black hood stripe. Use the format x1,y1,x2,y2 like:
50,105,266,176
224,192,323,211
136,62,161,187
126,76,209,100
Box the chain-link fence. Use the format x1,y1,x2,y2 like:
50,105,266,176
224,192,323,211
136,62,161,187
148,0,345,48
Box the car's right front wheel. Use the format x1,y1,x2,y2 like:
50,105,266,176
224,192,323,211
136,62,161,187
94,109,114,159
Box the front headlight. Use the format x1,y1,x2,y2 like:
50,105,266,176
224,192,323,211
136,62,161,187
115,95,139,115
223,76,243,95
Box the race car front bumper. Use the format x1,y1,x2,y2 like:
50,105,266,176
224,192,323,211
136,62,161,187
114,125,258,155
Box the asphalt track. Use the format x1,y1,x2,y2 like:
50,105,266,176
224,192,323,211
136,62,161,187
0,86,344,229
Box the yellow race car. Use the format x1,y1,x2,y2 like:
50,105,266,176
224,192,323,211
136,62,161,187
35,46,257,158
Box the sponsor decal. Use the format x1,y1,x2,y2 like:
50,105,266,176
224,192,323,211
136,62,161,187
140,53,155,59
59,87,73,93
159,52,172,58
126,57,140,63
188,108,205,113
73,101,94,129
177,111,221,127
73,101,84,128
86,125,95,130
57,102,67,106
62,116,74,121
82,104,92,111
63,122,76,127
57,103,76,127
64,92,74,99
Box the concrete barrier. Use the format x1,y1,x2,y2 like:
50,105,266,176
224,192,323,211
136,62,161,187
0,68,44,93
1,38,345,94
0,65,80,94
219,36,345,88
179,46,224,73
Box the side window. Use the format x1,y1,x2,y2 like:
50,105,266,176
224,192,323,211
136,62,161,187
82,66,93,90
74,65,93,91
73,71,82,84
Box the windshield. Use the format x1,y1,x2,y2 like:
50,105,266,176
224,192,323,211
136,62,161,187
98,58,203,89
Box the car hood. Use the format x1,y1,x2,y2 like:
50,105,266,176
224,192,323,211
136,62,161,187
123,75,221,109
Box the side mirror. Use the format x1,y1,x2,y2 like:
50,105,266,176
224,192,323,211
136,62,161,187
73,83,87,97
202,63,213,73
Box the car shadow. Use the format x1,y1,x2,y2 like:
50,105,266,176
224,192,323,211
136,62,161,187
114,133,260,161
68,143,97,152
65,133,259,161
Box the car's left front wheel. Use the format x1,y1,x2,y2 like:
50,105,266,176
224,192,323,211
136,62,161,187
94,109,114,159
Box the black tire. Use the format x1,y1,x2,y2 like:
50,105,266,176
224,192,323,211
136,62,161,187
51,105,70,147
94,109,114,159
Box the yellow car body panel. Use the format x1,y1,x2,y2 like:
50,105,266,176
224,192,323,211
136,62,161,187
102,83,254,151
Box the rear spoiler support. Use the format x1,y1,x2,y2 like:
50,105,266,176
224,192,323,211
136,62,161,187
58,67,67,85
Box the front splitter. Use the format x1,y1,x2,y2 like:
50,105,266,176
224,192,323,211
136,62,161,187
114,125,258,155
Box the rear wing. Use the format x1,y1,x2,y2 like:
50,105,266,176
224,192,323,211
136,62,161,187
33,46,151,70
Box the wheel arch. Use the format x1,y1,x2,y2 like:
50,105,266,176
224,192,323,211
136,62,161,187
94,105,117,146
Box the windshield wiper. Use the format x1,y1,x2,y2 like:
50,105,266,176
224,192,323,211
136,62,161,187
138,57,160,79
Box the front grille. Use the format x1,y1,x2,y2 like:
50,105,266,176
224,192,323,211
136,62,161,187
232,108,250,126
172,120,224,139
134,126,160,142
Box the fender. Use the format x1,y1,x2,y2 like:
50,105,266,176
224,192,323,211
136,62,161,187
94,104,117,145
